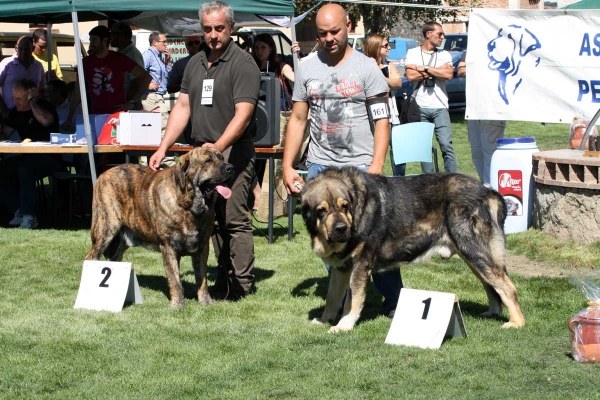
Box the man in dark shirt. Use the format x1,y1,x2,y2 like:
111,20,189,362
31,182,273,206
0,78,62,229
149,1,260,300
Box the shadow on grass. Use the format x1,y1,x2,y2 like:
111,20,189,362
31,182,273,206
137,266,275,303
291,275,389,325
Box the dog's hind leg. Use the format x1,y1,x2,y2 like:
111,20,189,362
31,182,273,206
192,240,213,305
161,245,185,308
85,222,123,261
313,267,350,326
329,261,370,333
451,212,525,328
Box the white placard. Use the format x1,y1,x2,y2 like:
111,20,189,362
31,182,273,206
74,260,143,312
385,288,467,349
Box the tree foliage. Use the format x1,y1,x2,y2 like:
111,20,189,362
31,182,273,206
295,0,479,35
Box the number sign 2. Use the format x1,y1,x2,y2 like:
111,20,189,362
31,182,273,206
385,288,467,349
74,260,143,312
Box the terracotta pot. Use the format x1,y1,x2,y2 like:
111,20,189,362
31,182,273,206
569,307,600,363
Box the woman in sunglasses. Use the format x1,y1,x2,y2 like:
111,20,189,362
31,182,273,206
364,34,404,176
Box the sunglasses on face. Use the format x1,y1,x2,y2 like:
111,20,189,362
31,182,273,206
187,40,201,46
381,43,390,49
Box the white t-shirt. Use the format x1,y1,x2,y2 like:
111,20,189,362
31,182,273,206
405,47,452,109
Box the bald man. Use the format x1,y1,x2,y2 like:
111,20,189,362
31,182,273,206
281,3,402,318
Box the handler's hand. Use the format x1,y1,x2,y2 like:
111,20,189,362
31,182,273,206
283,166,305,196
149,149,166,171
366,164,384,175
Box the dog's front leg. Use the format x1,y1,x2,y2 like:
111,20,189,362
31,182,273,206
192,239,213,305
312,267,350,326
161,245,185,308
329,262,370,333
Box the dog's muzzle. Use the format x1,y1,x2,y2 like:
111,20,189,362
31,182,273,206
328,221,350,243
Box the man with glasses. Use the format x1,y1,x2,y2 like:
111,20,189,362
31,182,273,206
405,21,458,173
167,34,204,143
142,32,172,136
110,22,144,110
149,1,260,301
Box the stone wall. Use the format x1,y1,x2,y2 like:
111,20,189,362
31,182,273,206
533,184,600,245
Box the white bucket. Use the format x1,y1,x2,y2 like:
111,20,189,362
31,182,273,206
490,137,539,234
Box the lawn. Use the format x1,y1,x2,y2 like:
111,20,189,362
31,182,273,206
1,117,599,399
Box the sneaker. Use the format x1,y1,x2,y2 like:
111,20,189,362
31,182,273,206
19,215,38,229
8,209,22,226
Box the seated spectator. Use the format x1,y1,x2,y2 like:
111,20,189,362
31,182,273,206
0,79,62,229
45,79,79,130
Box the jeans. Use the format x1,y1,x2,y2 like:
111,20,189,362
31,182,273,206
307,162,402,313
0,154,64,216
419,108,458,173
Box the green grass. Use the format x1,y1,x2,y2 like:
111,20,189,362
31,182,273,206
1,118,599,399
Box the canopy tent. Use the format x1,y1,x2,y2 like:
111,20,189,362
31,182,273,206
562,0,600,9
0,0,296,184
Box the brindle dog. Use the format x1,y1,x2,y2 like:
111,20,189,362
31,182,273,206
86,147,233,307
301,167,525,333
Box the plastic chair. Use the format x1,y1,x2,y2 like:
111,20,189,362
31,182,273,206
391,122,440,173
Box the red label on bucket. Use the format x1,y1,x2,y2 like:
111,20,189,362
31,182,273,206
497,170,523,217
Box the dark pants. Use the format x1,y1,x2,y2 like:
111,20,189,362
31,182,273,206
211,143,256,293
0,154,63,216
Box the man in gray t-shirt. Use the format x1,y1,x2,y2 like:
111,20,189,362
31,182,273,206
293,50,388,167
282,3,402,318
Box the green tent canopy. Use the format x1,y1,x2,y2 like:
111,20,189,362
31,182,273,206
562,0,600,9
0,0,296,23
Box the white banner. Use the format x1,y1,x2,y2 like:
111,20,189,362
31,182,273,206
466,9,600,123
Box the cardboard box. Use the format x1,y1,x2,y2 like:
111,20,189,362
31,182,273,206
117,112,161,145
50,133,76,144
75,114,110,144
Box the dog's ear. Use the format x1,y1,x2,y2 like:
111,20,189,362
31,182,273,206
174,152,190,191
301,199,318,236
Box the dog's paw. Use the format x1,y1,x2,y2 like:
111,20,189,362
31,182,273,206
311,318,326,325
197,295,214,306
170,299,186,308
328,325,351,334
502,320,525,329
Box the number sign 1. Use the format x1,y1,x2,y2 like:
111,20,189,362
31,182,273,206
385,288,467,349
74,260,143,312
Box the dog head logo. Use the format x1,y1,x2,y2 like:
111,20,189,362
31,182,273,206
487,25,541,105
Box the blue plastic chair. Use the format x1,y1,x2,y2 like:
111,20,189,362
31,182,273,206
390,122,440,173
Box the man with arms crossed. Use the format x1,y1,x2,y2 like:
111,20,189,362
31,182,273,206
281,3,402,318
149,1,260,300
404,21,458,173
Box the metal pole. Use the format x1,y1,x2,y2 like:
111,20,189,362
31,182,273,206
46,22,53,76
71,11,98,186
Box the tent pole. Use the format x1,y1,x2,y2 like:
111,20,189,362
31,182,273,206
290,15,298,72
71,11,98,186
46,22,53,75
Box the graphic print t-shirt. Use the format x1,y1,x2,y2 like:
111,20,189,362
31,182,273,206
83,51,137,114
293,50,388,167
